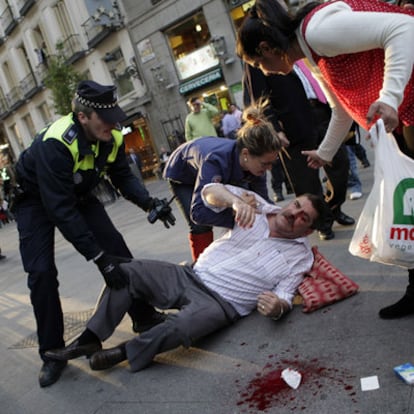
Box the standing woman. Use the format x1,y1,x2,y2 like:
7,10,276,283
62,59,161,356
236,0,414,319
164,101,281,261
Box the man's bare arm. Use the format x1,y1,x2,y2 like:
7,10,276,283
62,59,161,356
202,184,257,228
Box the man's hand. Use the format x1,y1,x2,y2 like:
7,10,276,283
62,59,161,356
94,253,130,290
366,101,398,133
301,149,328,169
147,197,176,228
232,196,257,228
257,291,288,319
202,185,259,228
239,192,257,208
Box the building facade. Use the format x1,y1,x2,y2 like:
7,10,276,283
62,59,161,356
0,0,254,177
119,0,253,161
0,0,156,170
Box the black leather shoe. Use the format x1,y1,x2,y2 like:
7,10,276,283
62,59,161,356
335,211,355,226
379,294,414,319
45,339,102,361
39,360,67,388
89,344,127,371
318,229,335,240
132,311,167,333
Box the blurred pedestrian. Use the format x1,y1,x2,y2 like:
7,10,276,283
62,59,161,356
158,146,171,175
221,109,240,139
127,148,143,184
185,97,219,141
346,146,362,201
229,103,243,123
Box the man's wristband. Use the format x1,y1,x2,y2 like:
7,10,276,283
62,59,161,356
271,304,285,321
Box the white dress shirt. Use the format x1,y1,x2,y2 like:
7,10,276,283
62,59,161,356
194,184,313,316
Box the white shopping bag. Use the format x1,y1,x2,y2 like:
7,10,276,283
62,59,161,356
349,120,414,268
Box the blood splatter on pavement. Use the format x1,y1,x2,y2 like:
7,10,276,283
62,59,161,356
235,351,358,413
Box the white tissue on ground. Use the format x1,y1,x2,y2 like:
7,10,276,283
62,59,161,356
281,368,302,389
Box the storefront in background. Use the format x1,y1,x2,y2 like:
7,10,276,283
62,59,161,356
113,0,255,181
126,0,253,154
122,114,159,179
228,0,255,28
165,11,234,116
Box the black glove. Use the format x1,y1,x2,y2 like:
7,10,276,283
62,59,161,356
147,197,176,229
94,253,130,290
8,185,25,213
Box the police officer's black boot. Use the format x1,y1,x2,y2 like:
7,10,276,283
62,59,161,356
379,269,414,319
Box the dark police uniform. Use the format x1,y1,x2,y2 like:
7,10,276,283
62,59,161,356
15,112,154,359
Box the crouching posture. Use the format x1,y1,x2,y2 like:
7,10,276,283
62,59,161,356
46,184,327,374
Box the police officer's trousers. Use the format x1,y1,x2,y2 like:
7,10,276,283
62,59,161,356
16,196,132,360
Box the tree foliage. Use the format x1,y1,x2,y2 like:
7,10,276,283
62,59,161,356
43,42,83,115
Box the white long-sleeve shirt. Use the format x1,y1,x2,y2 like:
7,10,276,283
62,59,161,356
194,184,313,316
296,1,414,161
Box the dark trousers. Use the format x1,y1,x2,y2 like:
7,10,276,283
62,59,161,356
323,145,349,211
271,158,292,193
351,143,369,165
280,144,349,229
309,100,349,211
407,269,414,294
280,102,349,230
168,181,211,235
15,196,141,360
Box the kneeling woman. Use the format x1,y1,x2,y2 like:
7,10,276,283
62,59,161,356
164,101,281,261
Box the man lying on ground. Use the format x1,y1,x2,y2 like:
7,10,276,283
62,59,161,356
46,183,327,374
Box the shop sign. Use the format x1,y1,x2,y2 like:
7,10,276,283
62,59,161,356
137,38,156,63
176,45,218,80
178,68,223,95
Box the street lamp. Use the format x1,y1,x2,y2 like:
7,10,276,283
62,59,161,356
210,35,235,65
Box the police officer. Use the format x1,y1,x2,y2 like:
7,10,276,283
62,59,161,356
14,80,175,387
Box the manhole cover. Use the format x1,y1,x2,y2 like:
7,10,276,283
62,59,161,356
9,309,94,349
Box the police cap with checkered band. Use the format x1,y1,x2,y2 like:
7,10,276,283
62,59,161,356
75,80,127,124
